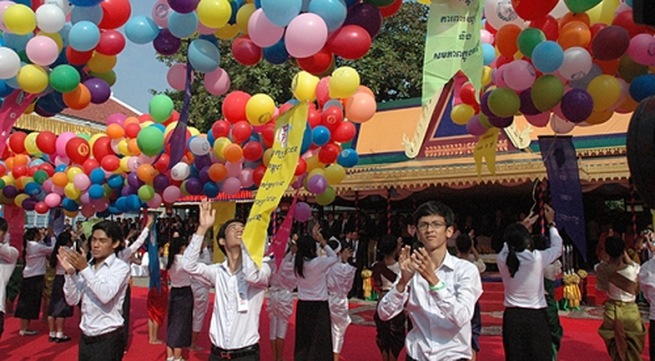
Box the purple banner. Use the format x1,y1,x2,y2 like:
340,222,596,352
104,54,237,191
539,136,587,262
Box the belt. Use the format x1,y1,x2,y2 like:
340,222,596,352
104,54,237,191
211,344,259,360
82,327,123,344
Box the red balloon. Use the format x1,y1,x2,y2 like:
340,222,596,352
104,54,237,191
35,201,49,214
332,121,356,143
495,55,513,68
327,25,372,60
66,137,91,164
231,36,262,66
459,83,478,106
379,0,402,18
297,47,334,75
243,141,263,161
101,155,120,172
37,163,54,176
318,143,341,164
27,166,37,177
294,158,307,176
253,165,266,186
260,123,275,148
307,106,321,128
124,123,141,138
612,10,654,38
512,0,557,21
321,106,344,132
12,164,27,178
154,153,170,173
66,47,93,65
222,91,251,123
36,131,56,154
212,120,231,138
99,0,132,30
92,136,114,160
529,15,559,41
9,132,27,154
82,158,100,174
231,120,253,143
0,164,6,176
96,29,126,56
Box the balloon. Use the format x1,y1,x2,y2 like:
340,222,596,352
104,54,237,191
466,115,489,136
550,114,575,134
71,5,102,25
49,65,81,93
188,136,211,156
629,74,655,102
231,35,262,66
294,201,312,222
531,75,564,112
558,21,591,50
124,15,159,44
332,121,356,143
307,174,328,194
245,93,275,126
559,47,593,81
292,71,319,102
98,0,131,29
564,0,601,13
503,60,536,92
222,91,251,123
162,185,181,203
35,4,66,33
531,41,564,73
329,66,359,99
0,47,21,79
188,38,220,73
327,25,371,60
316,186,335,205
204,67,230,96
197,0,231,28
66,137,91,164
512,0,557,21
137,126,165,156
628,34,655,66
529,15,559,41
17,64,48,94
68,20,100,51
36,131,57,154
149,94,174,123
517,28,545,58
62,84,92,110
171,162,190,181
3,4,36,35
285,13,328,58
587,75,621,111
488,88,520,118
560,89,593,123
261,0,301,27
337,148,358,168
248,9,284,48
83,78,111,104
169,0,199,14
485,0,526,30
308,0,346,32
496,24,522,57
153,28,182,56
591,26,630,61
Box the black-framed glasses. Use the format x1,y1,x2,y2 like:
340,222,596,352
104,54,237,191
417,221,447,231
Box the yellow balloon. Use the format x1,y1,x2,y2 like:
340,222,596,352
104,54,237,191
262,148,274,166
308,168,326,180
236,3,256,34
451,104,475,125
87,52,117,74
24,132,41,156
17,64,49,94
119,156,130,172
37,31,64,51
65,183,81,199
292,71,319,102
481,66,492,86
215,23,240,40
14,193,29,207
584,109,613,125
213,137,232,160
189,127,200,136
324,164,346,185
587,75,621,111
3,4,36,35
329,66,360,99
305,154,325,172
1,175,15,186
197,0,231,29
118,139,130,156
67,167,83,182
246,93,276,126
586,0,620,25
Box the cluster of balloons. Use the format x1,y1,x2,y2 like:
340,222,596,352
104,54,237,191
0,0,132,116
452,0,655,136
123,0,403,95
0,67,373,216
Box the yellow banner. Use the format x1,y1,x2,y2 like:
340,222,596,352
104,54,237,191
473,127,499,178
242,102,309,267
211,201,236,264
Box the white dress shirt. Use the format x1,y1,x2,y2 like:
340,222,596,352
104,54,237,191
639,258,655,320
63,254,131,336
0,241,19,314
169,254,191,288
377,252,483,361
182,234,271,350
23,240,54,278
296,245,338,301
496,227,563,309
118,227,150,263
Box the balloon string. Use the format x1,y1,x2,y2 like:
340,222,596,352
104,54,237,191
167,48,194,169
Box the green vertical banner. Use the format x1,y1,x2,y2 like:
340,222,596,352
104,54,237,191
422,0,484,106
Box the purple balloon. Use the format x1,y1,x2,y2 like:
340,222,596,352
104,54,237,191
168,0,199,13
83,78,111,104
560,89,593,123
343,3,382,37
591,25,630,61
307,174,328,194
185,178,203,195
480,91,493,117
519,89,540,115
153,174,170,193
3,186,17,198
488,115,514,128
198,166,210,184
127,172,142,188
294,201,312,222
194,155,212,170
466,115,488,136
22,198,37,211
153,28,182,56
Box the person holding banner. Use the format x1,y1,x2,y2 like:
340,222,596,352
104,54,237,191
182,199,271,361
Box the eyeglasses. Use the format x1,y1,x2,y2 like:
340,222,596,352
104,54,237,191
417,221,447,231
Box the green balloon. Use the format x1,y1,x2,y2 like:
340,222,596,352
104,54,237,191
50,65,81,93
531,75,564,112
316,186,336,206
0,179,5,189
138,185,155,201
517,28,545,58
618,56,649,83
149,94,174,123
137,126,165,157
33,170,48,185
564,0,602,13
90,70,117,87
488,88,520,118
479,113,493,129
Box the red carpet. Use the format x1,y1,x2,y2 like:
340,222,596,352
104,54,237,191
1,285,651,361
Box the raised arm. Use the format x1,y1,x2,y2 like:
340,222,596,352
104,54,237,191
182,199,217,285
126,215,154,257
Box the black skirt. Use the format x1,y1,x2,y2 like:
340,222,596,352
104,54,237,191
294,300,332,361
166,286,193,348
15,275,44,320
48,275,73,318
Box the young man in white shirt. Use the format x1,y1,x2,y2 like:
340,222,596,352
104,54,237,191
182,199,271,361
0,218,18,340
378,201,483,361
59,220,131,361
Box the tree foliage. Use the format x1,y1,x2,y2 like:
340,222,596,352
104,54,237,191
154,2,428,133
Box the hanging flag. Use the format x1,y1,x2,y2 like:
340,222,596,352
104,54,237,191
270,190,299,270
0,90,37,155
49,207,65,236
147,217,161,292
473,128,500,178
4,203,24,251
242,103,308,267
539,136,587,261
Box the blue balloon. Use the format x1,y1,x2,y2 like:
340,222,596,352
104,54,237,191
188,39,220,73
308,0,347,32
482,43,495,66
531,41,564,74
0,80,14,97
59,23,72,47
70,0,103,6
71,5,103,25
24,183,41,196
206,131,216,146
55,165,68,173
152,123,166,132
301,123,313,154
62,198,79,211
127,195,141,211
3,33,33,51
261,0,302,27
168,11,199,39
312,125,331,146
629,74,655,102
125,16,159,45
107,174,124,189
69,21,101,52
203,182,220,198
115,197,128,212
263,40,289,65
88,184,105,199
337,148,359,168
89,169,105,184
229,0,246,24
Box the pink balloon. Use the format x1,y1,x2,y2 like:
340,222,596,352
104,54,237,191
466,115,488,136
503,60,536,92
239,168,254,188
480,29,494,44
196,22,216,35
225,161,242,178
25,36,59,66
525,112,550,127
146,193,162,208
204,67,230,96
627,34,655,66
316,76,330,106
167,63,192,91
152,0,171,28
222,176,241,195
80,192,91,205
44,193,61,208
285,13,328,58
106,113,127,126
81,204,95,218
52,185,65,196
549,114,575,134
42,179,54,193
56,132,76,157
248,9,285,48
294,201,312,222
73,173,91,191
0,1,16,32
92,198,109,211
492,66,507,88
162,185,181,203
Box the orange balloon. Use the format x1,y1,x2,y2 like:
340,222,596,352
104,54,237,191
127,138,141,155
52,172,68,188
594,58,620,75
223,143,243,163
63,84,91,110
14,154,29,166
345,92,377,123
208,163,227,182
558,21,591,49
585,109,613,125
5,157,14,171
124,116,140,126
560,12,590,26
496,24,522,57
137,164,157,183
616,95,639,113
106,123,125,139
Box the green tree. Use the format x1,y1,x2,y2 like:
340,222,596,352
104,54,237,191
154,2,428,132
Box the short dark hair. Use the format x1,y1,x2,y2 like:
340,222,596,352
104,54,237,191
0,217,7,233
455,233,472,253
217,219,243,255
413,201,455,227
92,221,124,255
377,234,398,257
605,236,625,259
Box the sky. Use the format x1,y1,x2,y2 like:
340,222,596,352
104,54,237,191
113,0,170,113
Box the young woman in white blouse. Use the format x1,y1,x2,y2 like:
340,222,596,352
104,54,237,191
327,240,355,361
48,230,75,343
293,224,338,361
496,204,562,361
15,227,54,336
165,234,193,361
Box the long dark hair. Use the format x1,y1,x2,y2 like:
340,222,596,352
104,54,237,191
294,235,317,278
167,236,189,270
22,228,40,263
504,223,532,278
50,230,73,268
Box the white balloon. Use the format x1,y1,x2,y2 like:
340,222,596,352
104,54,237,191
44,0,73,14
558,47,593,81
188,136,210,156
483,0,526,30
170,162,190,181
550,0,569,19
36,4,66,33
0,47,21,79
550,114,575,134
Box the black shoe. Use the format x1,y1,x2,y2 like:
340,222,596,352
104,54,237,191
55,336,71,343
48,336,57,342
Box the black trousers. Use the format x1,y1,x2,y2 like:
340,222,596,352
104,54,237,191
209,344,260,361
406,356,469,361
121,285,131,351
0,311,4,339
294,300,332,361
79,328,125,361
650,320,655,361
502,307,552,361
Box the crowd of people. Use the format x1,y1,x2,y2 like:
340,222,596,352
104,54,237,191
1,199,655,361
